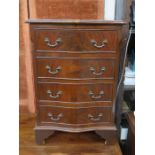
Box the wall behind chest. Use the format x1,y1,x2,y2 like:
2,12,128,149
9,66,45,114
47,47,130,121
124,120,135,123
28,0,105,19
19,0,28,104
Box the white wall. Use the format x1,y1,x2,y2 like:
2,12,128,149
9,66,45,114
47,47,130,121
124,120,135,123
104,0,116,20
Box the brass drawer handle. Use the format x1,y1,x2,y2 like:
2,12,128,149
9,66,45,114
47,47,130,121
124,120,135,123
88,113,103,121
44,37,62,48
45,65,61,75
47,90,62,99
88,91,104,99
48,112,63,121
91,39,108,48
89,67,106,76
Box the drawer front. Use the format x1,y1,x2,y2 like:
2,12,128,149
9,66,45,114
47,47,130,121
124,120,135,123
77,107,113,124
35,29,117,52
38,106,76,125
38,106,113,125
37,83,113,102
35,58,115,79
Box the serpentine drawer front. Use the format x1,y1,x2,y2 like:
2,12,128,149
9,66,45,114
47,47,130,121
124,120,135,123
34,29,117,52
38,106,77,125
38,106,113,125
35,58,115,79
28,20,127,144
37,82,113,102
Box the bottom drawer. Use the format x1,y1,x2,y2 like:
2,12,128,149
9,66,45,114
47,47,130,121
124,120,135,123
77,107,113,124
38,106,76,125
37,106,113,125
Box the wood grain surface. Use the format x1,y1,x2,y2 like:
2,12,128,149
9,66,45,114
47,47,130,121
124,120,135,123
37,106,113,125
19,0,27,100
34,28,117,52
28,21,128,144
35,58,115,80
37,82,113,102
28,0,104,19
20,0,35,112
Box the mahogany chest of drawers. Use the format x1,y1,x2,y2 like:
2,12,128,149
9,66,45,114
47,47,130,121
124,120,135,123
27,19,127,144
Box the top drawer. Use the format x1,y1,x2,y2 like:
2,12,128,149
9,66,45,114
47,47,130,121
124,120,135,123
34,29,118,52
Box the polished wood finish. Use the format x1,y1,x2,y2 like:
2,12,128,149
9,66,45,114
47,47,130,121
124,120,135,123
37,106,113,125
77,107,112,125
20,113,123,154
28,20,128,144
35,58,115,79
37,82,113,102
34,28,117,52
27,19,126,24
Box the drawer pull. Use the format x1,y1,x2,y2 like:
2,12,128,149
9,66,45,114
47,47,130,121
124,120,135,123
47,90,62,99
88,113,103,121
88,91,104,99
44,37,62,48
91,39,108,48
89,67,106,76
48,112,63,121
45,65,61,75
